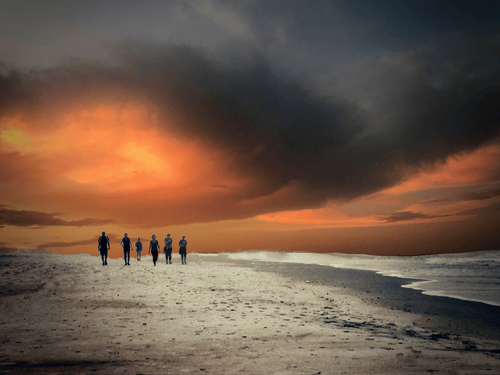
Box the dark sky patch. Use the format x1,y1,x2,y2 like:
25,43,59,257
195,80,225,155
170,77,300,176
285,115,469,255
379,211,454,223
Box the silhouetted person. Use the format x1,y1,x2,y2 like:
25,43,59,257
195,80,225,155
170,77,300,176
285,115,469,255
135,237,143,261
149,234,160,266
164,234,173,264
98,231,110,266
179,236,187,264
120,233,133,266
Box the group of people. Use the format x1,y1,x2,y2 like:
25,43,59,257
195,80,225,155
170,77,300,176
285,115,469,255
98,232,188,266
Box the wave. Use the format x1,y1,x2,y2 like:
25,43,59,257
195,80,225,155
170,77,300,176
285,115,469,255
227,250,500,307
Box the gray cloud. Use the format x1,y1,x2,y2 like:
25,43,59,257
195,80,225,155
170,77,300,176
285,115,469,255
0,206,115,228
379,211,454,223
0,241,49,253
454,203,500,216
460,190,500,201
422,199,451,204
1,30,499,221
114,33,500,203
380,202,500,223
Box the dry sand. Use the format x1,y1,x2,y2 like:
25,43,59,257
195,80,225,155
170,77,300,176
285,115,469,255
1,252,499,374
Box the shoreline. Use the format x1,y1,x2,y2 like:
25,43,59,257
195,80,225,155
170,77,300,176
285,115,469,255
223,250,500,309
220,258,500,342
1,253,500,374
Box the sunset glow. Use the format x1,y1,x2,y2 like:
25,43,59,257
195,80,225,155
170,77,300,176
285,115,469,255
1,1,499,256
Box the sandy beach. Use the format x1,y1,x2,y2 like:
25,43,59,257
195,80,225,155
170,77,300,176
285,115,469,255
1,252,500,374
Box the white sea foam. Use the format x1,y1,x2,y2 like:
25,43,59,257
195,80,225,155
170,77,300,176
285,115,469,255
228,250,500,307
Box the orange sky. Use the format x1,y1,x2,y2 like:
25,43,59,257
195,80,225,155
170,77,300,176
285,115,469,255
1,11,499,258
1,96,499,256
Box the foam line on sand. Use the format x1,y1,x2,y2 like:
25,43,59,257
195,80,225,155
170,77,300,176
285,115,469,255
1,253,499,374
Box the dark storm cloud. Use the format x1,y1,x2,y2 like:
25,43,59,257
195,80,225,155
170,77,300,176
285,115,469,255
1,30,499,212
333,0,500,44
115,33,500,203
0,206,115,228
0,67,31,115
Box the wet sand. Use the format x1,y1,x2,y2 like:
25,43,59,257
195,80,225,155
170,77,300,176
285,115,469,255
235,260,500,341
1,252,499,374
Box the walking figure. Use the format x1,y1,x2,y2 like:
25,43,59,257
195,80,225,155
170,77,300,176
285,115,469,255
120,233,133,266
135,237,143,261
149,234,160,266
98,231,110,266
179,236,187,265
164,234,173,264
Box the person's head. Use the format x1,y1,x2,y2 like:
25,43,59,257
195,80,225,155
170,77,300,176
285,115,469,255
152,234,156,240
182,236,185,239
167,234,170,237
102,231,105,235
137,237,141,241
124,233,128,238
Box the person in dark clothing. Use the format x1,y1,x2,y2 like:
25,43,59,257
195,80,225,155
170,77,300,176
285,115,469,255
135,237,143,261
164,234,173,264
179,236,187,265
149,234,160,266
120,233,133,266
98,231,110,266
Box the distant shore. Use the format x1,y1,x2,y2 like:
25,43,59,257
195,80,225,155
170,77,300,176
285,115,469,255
1,253,499,374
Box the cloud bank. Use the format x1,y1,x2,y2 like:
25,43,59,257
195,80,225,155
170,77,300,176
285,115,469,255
0,206,114,228
1,31,499,226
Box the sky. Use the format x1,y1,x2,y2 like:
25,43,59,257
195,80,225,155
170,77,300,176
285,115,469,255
1,0,499,256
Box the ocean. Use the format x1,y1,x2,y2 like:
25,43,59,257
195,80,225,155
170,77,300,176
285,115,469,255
224,250,500,307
